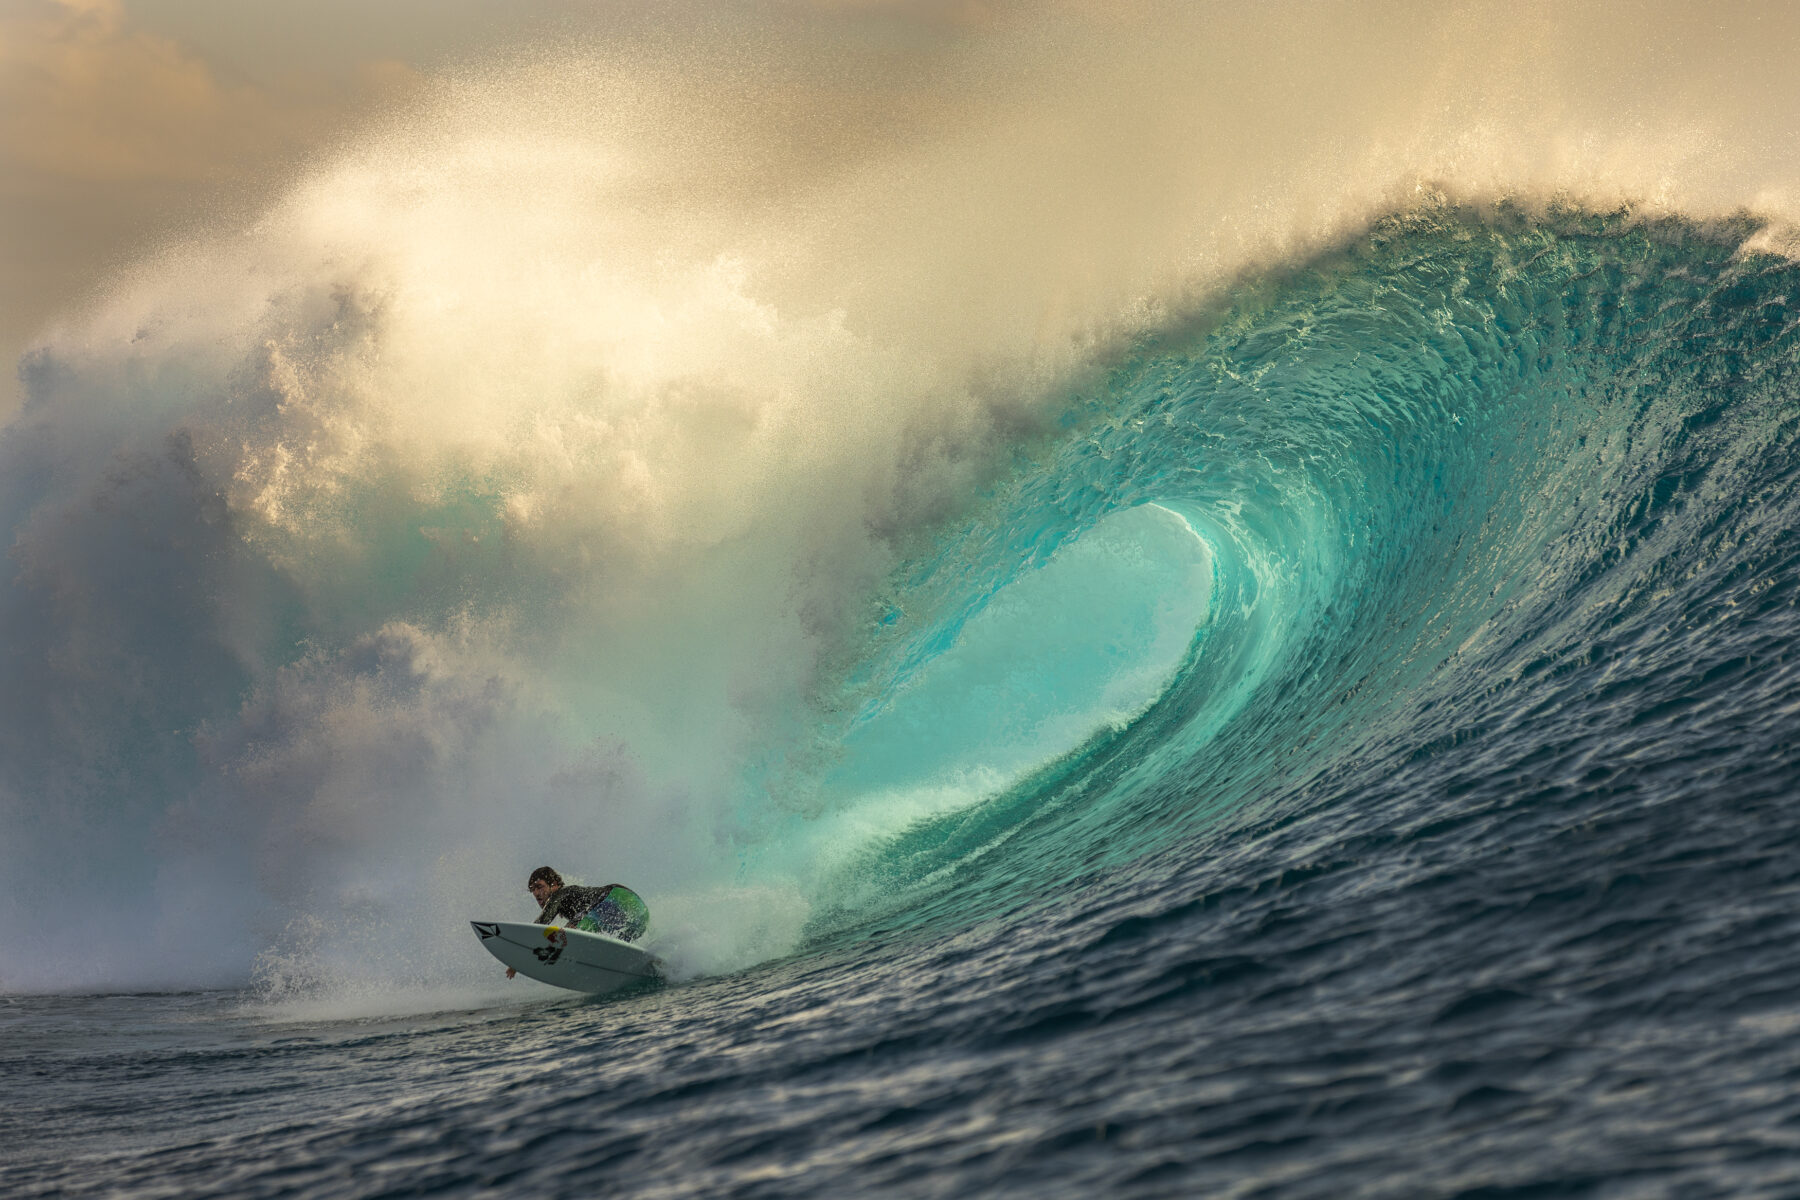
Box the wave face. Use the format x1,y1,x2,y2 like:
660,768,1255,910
760,207,1800,1197
824,203,1800,923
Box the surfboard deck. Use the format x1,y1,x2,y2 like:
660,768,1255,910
471,919,660,994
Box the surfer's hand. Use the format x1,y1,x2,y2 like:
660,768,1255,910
506,967,516,979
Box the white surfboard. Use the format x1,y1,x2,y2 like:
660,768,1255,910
470,920,660,994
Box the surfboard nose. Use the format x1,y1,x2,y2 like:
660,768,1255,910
471,921,501,940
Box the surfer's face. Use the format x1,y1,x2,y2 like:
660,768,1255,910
528,879,556,903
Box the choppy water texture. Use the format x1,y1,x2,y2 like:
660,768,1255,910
7,205,1800,1196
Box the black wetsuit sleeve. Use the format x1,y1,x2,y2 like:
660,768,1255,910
535,885,613,924
535,890,581,924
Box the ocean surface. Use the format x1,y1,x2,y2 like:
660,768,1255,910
10,3,1800,1190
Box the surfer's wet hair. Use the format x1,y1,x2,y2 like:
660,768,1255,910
528,866,563,888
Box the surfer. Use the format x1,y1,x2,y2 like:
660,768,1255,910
504,866,651,979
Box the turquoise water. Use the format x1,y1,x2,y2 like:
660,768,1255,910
809,204,1800,926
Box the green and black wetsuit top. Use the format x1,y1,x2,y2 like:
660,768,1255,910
534,884,650,943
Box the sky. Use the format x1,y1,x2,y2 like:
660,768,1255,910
0,0,610,419
7,0,1800,424
0,0,1047,419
